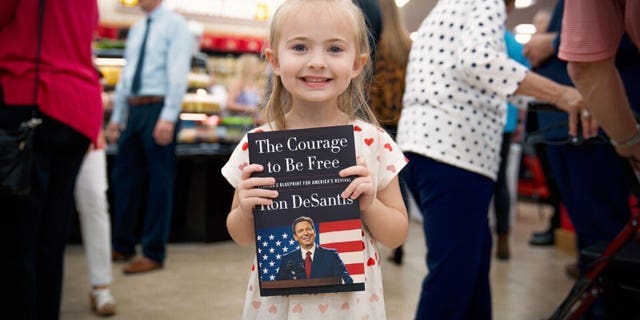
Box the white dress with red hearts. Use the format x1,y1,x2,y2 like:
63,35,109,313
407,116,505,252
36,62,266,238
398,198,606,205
221,119,407,319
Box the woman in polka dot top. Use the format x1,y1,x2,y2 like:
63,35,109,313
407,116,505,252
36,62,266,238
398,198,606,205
396,0,596,319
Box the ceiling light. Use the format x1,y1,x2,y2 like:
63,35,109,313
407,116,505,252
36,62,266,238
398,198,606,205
515,34,532,44
395,0,411,8
515,0,535,8
515,24,536,34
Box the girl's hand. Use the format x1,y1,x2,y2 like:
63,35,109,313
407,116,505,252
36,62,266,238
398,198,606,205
236,164,279,214
339,157,375,211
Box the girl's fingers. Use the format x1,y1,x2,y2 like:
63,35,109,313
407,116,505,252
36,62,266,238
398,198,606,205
240,163,264,179
341,176,373,199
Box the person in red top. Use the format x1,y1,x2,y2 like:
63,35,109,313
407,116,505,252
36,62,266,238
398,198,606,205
0,0,102,319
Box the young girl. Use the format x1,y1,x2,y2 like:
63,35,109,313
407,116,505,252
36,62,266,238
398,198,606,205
221,0,408,318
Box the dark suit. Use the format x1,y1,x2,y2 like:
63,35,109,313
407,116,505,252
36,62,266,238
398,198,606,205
276,246,353,284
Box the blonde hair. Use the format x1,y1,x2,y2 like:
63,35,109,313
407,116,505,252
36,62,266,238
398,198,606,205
235,53,261,86
261,0,378,130
377,0,412,66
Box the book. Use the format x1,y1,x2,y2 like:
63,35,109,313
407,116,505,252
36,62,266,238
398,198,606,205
247,125,365,296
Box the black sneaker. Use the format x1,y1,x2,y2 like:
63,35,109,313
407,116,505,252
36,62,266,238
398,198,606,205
529,230,555,246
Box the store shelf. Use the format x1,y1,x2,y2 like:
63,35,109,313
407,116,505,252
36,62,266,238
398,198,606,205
106,142,236,157
94,48,125,58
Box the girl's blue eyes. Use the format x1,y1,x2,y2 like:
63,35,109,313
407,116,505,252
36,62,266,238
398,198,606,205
290,45,344,53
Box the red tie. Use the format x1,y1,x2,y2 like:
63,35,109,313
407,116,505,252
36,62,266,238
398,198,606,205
304,251,312,279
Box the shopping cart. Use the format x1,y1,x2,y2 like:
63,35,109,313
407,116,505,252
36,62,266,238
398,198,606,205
526,101,640,320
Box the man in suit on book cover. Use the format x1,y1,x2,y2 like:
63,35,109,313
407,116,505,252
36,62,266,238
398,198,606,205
276,216,353,284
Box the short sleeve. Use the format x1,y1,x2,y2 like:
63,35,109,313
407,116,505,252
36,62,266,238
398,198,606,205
353,120,408,191
374,129,408,190
220,135,251,188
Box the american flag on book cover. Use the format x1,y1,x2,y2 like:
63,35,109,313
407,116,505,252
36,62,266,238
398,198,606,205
256,219,365,283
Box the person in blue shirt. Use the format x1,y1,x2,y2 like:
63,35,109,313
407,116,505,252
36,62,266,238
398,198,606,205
105,0,194,274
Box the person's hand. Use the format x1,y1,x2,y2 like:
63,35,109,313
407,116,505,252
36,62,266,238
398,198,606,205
236,164,278,214
523,32,557,68
153,119,175,146
553,86,599,139
105,122,120,144
511,110,527,142
339,157,375,211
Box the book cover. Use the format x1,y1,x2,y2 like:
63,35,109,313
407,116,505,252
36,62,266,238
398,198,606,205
247,125,365,296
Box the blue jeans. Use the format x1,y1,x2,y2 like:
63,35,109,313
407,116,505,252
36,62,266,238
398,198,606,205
404,153,494,320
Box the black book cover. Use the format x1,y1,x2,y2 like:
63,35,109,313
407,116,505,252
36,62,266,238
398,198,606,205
247,125,365,296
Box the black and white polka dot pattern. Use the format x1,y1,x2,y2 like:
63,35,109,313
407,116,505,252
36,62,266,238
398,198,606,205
397,0,528,180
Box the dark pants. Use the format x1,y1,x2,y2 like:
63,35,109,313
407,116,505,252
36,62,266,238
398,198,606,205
404,153,493,320
0,107,89,320
493,132,513,235
546,143,630,254
546,143,631,319
111,102,176,263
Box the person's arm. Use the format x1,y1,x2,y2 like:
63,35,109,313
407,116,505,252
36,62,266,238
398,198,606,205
0,0,18,29
225,80,254,114
339,155,408,248
159,18,193,124
275,256,290,280
523,32,558,68
359,177,408,248
106,28,137,144
567,59,640,159
331,250,353,284
153,17,194,145
514,71,597,138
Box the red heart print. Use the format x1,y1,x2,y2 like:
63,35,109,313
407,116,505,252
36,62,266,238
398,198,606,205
341,302,350,310
249,285,253,292
367,257,376,266
251,264,255,271
386,165,396,173
384,143,392,151
252,300,262,309
292,304,303,313
269,304,277,314
354,125,362,132
318,304,328,313
255,129,264,133
239,162,248,171
370,293,380,302
364,138,374,146
242,142,249,151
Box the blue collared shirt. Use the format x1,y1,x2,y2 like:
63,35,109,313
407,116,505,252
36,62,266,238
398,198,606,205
111,4,194,126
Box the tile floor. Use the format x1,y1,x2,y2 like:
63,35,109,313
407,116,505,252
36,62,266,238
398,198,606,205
61,201,575,319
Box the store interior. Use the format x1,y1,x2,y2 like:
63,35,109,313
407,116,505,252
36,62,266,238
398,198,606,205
60,0,637,319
